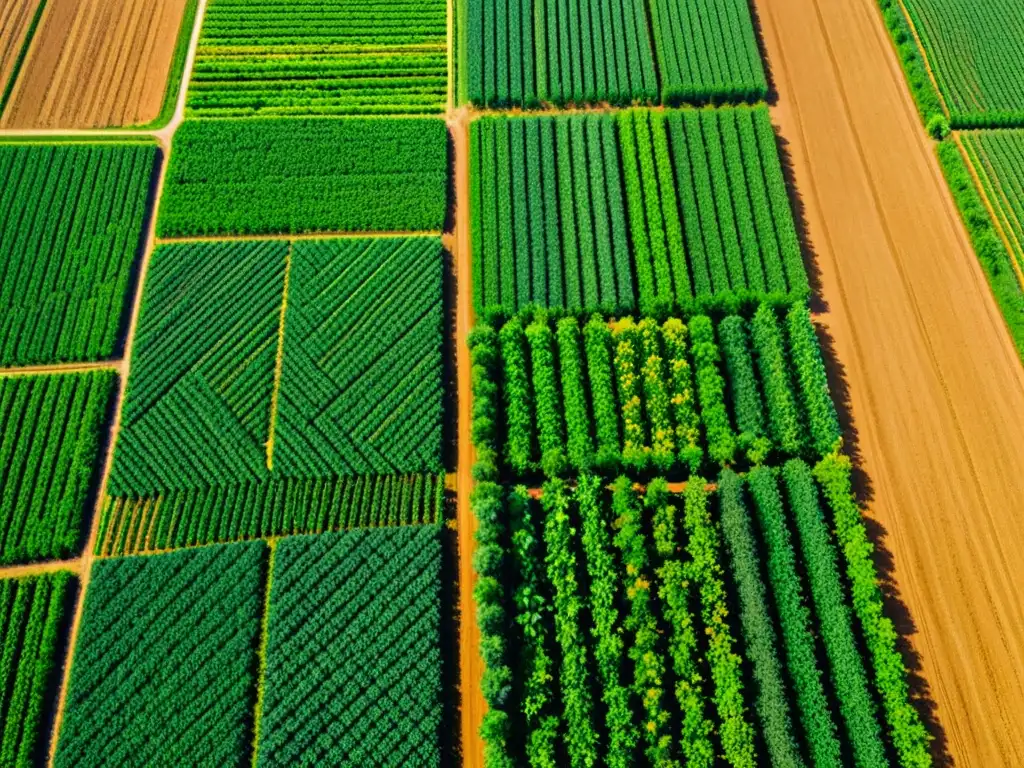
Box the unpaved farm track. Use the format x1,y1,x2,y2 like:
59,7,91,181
755,0,1024,764
1,0,189,128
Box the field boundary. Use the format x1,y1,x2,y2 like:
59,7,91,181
890,0,949,118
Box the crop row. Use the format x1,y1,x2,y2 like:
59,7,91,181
55,528,442,767
468,303,841,479
109,237,444,497
462,0,766,107
158,118,448,238
0,371,116,566
470,107,807,320
191,0,446,116
0,572,74,768
473,460,930,766
0,143,156,366
95,473,445,557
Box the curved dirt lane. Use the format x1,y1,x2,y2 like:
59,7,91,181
754,0,1024,764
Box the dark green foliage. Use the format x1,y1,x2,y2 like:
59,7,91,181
191,0,447,116
159,118,448,237
499,318,535,473
815,454,933,768
690,315,737,464
56,543,266,768
274,237,444,476
747,466,843,768
468,324,501,480
258,527,442,767
718,315,771,463
682,479,757,768
0,572,73,768
750,303,805,455
0,371,115,565
717,470,804,768
583,316,621,470
782,459,887,768
661,318,703,471
95,474,446,557
0,143,156,366
525,319,567,476
556,319,595,471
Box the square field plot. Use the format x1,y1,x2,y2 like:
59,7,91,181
462,0,767,107
109,237,445,497
189,0,447,116
0,143,157,366
0,572,74,766
157,118,449,238
0,371,116,565
54,542,267,768
471,107,807,319
257,526,442,767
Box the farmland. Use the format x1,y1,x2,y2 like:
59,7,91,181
471,107,807,319
0,0,45,113
158,118,449,237
895,0,1024,127
190,0,447,116
0,372,115,565
0,143,157,366
461,0,766,106
0,0,193,128
0,572,73,767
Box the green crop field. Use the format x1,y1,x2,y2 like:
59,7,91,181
258,526,442,766
0,143,156,366
110,237,443,496
471,107,807,319
0,572,73,768
0,371,115,565
960,131,1024,277
55,543,267,768
897,0,1024,127
462,0,766,107
190,0,447,117
158,118,448,237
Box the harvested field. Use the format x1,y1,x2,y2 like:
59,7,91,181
756,0,1024,763
0,0,190,128
0,0,43,104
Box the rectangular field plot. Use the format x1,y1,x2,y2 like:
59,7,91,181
257,526,441,767
960,131,1024,278
54,542,266,768
0,0,45,111
474,460,930,768
0,143,157,366
109,237,445,497
899,0,1024,127
158,118,448,237
461,0,767,107
0,371,116,565
470,305,841,478
0,572,74,766
96,472,445,557
470,107,807,318
189,0,447,116
0,0,192,128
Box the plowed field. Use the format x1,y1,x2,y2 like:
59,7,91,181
0,0,42,97
755,0,1024,764
0,0,189,128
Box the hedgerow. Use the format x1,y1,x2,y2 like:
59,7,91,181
159,118,448,237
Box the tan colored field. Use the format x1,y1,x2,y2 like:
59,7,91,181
0,0,42,96
755,0,1024,764
1,0,189,128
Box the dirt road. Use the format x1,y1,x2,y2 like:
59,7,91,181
448,108,486,768
754,0,1024,764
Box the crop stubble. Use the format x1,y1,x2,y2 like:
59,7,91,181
1,0,189,128
756,0,1024,763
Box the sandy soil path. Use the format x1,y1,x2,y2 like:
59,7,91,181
448,107,485,768
755,0,1024,764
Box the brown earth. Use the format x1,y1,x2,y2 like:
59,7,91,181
0,0,41,95
0,0,188,128
448,107,486,768
755,0,1024,764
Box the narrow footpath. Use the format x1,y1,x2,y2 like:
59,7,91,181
755,0,1024,763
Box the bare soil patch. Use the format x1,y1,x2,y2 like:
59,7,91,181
1,0,188,128
755,0,1024,764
